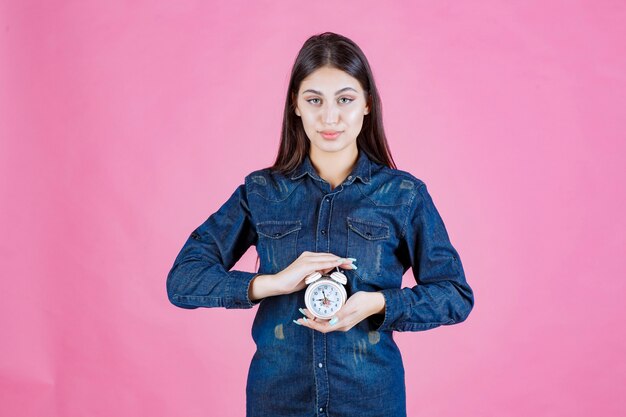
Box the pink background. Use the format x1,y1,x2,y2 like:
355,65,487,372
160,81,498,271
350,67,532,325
1,1,625,416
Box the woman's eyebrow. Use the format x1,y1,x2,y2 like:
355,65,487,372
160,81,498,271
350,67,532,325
301,87,358,95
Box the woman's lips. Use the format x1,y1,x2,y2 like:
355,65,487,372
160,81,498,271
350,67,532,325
320,131,342,139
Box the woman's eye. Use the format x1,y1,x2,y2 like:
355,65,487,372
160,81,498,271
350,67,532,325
339,97,353,104
307,98,321,105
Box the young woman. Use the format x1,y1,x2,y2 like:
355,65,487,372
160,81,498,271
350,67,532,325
167,32,474,417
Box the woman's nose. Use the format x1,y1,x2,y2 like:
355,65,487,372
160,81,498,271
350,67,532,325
322,104,340,124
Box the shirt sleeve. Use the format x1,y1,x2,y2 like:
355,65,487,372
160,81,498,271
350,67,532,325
373,182,474,332
166,180,261,309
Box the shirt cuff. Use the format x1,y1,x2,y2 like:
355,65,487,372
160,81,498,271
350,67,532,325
372,288,407,332
226,270,262,309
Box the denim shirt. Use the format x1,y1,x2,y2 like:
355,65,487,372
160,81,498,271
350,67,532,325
166,148,474,417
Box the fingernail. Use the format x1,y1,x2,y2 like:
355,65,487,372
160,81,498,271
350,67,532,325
298,308,306,316
302,317,308,323
347,258,357,262
351,264,358,270
329,317,338,326
293,319,302,326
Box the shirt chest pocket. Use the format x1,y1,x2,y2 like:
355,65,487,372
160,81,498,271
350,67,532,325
256,220,301,274
346,217,390,285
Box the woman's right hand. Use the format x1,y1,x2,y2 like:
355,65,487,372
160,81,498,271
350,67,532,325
276,251,356,295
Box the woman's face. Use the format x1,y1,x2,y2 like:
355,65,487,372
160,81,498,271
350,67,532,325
294,66,370,157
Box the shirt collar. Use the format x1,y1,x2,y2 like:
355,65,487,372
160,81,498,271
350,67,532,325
290,148,372,185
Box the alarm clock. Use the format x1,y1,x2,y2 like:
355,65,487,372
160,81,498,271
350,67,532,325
303,268,348,319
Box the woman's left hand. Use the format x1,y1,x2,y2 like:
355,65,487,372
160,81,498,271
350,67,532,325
295,291,386,333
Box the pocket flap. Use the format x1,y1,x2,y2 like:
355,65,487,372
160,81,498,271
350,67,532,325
347,217,390,240
257,220,302,239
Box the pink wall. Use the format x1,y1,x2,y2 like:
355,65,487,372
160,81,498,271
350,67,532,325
1,1,625,416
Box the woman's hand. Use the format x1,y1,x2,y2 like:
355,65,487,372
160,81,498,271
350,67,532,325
277,251,356,294
294,291,386,333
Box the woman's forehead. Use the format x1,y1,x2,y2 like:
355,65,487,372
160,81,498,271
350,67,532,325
299,67,362,94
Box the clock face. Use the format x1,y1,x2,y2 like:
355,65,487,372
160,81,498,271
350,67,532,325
306,280,345,319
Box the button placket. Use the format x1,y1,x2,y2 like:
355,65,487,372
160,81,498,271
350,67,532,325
313,193,333,417
316,195,332,251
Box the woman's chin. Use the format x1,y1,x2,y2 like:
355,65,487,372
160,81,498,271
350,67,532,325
310,140,355,155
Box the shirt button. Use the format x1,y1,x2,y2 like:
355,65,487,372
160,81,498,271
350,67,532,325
320,230,326,235
325,197,330,202
348,175,353,180
320,407,324,412
318,363,323,368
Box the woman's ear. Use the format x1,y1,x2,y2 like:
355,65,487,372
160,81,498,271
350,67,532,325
364,93,371,115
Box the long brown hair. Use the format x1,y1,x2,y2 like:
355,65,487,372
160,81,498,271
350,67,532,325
270,32,396,174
